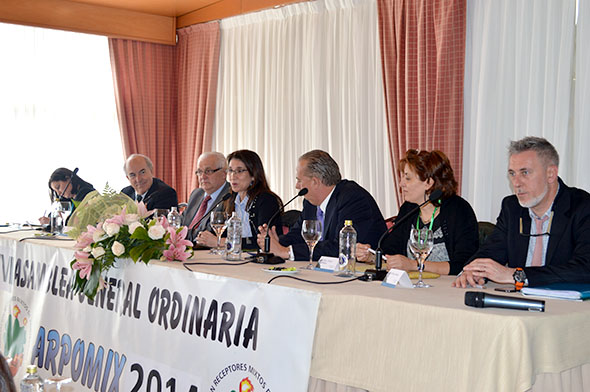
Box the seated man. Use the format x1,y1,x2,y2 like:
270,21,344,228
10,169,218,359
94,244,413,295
454,136,590,288
258,150,386,260
121,154,178,211
181,152,230,241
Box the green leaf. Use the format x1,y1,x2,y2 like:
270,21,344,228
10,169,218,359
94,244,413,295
129,243,150,262
131,226,150,241
83,266,101,300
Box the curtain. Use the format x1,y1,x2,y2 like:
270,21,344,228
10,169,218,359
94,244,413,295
213,0,397,218
176,22,221,203
462,0,576,222
571,0,590,193
377,0,466,206
108,39,178,188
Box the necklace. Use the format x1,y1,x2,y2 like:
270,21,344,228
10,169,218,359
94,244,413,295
417,205,438,231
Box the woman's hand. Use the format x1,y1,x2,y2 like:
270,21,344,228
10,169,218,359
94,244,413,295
385,254,416,271
196,230,221,248
39,216,50,225
356,243,372,262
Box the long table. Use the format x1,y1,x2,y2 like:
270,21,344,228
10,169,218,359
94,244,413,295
2,230,590,392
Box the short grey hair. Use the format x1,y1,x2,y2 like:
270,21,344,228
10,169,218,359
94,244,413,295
198,151,227,169
299,150,342,186
124,154,154,173
508,136,559,167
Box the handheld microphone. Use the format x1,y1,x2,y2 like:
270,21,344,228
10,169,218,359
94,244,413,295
254,188,308,264
365,189,443,281
464,291,545,312
58,167,79,200
191,192,232,237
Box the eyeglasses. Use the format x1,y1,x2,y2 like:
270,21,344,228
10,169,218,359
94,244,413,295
195,168,223,176
227,168,249,175
519,211,553,237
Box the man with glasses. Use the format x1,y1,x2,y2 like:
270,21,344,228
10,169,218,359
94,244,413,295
453,137,590,288
181,152,230,242
122,154,178,211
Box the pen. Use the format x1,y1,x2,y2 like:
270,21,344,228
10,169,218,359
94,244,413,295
368,248,387,261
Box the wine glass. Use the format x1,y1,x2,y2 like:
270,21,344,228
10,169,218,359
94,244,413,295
409,227,434,288
210,211,227,254
301,219,322,270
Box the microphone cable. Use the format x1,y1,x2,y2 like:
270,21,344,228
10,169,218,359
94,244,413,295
267,274,369,285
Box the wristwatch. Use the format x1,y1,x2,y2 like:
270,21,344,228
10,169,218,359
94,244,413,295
513,267,526,291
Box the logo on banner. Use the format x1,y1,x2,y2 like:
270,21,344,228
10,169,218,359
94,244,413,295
2,296,31,377
210,363,270,392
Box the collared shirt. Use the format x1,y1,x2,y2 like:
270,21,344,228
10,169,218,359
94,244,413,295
205,184,226,212
234,194,252,238
137,191,148,202
525,185,558,267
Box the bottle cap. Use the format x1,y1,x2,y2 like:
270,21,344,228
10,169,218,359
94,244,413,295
344,220,352,226
26,365,38,374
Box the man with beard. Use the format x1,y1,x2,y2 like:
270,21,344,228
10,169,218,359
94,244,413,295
453,136,590,288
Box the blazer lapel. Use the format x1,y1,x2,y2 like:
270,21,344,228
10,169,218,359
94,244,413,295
545,188,570,266
515,209,531,267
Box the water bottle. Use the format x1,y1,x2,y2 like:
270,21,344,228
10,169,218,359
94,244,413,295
20,365,44,391
49,198,63,234
167,207,182,229
225,212,242,261
336,220,357,277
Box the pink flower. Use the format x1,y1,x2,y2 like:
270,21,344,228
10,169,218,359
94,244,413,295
136,202,153,219
105,206,126,226
74,250,91,260
72,258,93,280
163,244,191,262
166,226,193,248
98,276,107,291
74,224,100,249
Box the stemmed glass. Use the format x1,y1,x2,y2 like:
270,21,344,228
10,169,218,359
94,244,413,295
45,376,73,391
409,227,434,288
210,211,227,255
301,219,322,270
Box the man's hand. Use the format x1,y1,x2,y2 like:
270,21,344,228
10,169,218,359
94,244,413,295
196,230,219,248
452,258,516,287
257,224,290,259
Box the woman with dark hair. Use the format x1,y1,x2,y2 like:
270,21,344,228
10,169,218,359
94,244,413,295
357,150,479,275
196,150,283,250
39,168,95,224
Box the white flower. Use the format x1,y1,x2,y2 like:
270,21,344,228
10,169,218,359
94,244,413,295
148,224,166,240
83,246,92,253
103,222,121,237
92,229,106,242
112,241,125,257
128,221,143,235
124,214,140,225
91,246,105,259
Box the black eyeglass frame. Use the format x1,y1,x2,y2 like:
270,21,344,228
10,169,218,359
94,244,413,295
195,167,224,176
519,211,554,237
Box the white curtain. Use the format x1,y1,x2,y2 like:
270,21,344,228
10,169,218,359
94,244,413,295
213,0,396,217
572,0,590,193
0,23,125,224
462,0,577,222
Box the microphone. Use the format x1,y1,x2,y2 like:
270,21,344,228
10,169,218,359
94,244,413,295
190,192,232,237
464,291,545,312
58,167,79,200
253,188,308,264
365,189,443,281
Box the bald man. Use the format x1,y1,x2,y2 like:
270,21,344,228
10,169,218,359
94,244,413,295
121,154,178,211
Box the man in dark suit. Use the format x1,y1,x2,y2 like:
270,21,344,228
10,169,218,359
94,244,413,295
181,152,230,241
454,137,590,288
121,154,178,211
258,150,386,260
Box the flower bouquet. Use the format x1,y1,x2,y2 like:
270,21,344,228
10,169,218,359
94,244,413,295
67,188,193,300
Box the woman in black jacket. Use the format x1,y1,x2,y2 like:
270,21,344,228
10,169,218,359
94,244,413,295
357,150,479,275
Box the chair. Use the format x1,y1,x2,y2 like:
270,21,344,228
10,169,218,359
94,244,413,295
385,216,397,229
478,221,496,246
282,210,301,234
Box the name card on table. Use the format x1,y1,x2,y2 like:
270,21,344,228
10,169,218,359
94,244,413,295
382,268,413,288
316,256,339,272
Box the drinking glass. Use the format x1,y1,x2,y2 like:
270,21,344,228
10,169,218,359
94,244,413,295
210,211,227,255
409,227,434,288
45,376,73,391
301,219,322,270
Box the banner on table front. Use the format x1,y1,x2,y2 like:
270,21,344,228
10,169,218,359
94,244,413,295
0,238,321,392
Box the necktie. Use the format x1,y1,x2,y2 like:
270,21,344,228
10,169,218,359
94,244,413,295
136,195,143,203
316,207,324,239
531,215,549,266
189,195,211,230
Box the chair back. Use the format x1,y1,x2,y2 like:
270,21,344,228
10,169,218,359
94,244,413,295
282,210,301,234
478,221,496,246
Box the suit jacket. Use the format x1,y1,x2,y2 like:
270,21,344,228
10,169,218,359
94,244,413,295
381,195,479,275
240,191,282,250
279,179,386,260
181,182,231,240
121,178,178,211
470,178,590,286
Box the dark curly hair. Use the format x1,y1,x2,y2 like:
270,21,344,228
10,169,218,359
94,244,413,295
48,168,93,201
399,150,458,204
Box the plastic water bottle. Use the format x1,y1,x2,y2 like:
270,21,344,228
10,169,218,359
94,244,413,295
167,207,182,229
225,212,242,261
337,220,357,277
49,198,63,234
20,365,44,391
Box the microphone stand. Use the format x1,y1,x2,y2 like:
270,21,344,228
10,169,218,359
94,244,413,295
365,189,443,281
252,188,308,264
